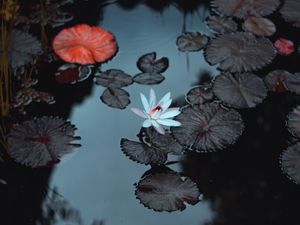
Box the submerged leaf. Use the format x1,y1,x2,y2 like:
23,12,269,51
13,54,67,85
206,15,238,34
176,32,209,52
95,69,133,88
100,88,130,109
137,52,169,73
171,103,244,152
135,170,201,212
133,72,165,85
280,143,300,184
212,72,267,108
205,32,276,72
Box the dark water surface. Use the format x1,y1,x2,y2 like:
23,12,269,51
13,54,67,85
1,1,300,225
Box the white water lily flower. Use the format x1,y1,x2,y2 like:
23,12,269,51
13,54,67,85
131,89,181,134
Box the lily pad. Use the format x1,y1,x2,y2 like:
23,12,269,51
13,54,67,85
186,85,214,105
176,32,209,52
244,17,276,36
171,102,244,152
100,88,130,109
280,143,300,184
137,52,169,73
287,105,300,139
133,72,165,85
135,170,202,212
95,69,133,88
206,15,238,34
212,72,267,108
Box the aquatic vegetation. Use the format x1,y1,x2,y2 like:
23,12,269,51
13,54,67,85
133,52,168,85
52,24,118,65
95,69,133,88
0,29,43,69
131,89,181,135
176,32,209,52
280,0,300,28
280,143,300,184
212,72,267,108
7,116,81,168
244,17,276,36
171,102,244,152
29,0,74,27
186,85,214,105
204,32,276,72
274,38,295,55
55,64,93,84
287,105,300,139
205,15,238,34
0,0,20,22
264,70,300,93
100,88,130,109
210,0,280,19
135,169,202,212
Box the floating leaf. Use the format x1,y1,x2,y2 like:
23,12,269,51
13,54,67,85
135,170,201,212
206,15,238,34
95,69,133,88
100,88,130,109
280,0,300,28
133,72,165,85
7,116,81,168
287,105,300,139
176,32,209,52
204,32,276,72
244,17,276,36
186,85,214,105
212,72,267,108
120,138,167,165
211,0,280,19
280,143,300,184
171,102,244,152
137,52,169,73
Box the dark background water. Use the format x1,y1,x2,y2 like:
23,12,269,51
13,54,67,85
1,0,300,225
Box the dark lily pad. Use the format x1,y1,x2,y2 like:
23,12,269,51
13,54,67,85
171,102,244,152
212,72,267,108
100,88,130,109
243,17,276,36
95,69,133,88
133,72,165,85
120,138,167,165
135,170,202,212
264,70,296,92
137,52,169,73
280,143,300,184
186,85,214,105
176,32,209,52
206,15,238,34
280,0,300,28
287,105,300,139
204,32,276,72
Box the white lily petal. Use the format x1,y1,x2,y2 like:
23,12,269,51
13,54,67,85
156,119,181,126
161,99,172,111
154,124,165,135
158,92,171,106
151,109,162,119
131,108,148,118
140,93,150,113
159,108,181,119
143,119,152,127
151,119,160,128
149,88,156,108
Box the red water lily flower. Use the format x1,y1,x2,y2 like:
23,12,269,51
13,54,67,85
274,38,295,55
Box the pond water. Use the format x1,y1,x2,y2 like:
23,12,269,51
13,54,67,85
1,1,300,225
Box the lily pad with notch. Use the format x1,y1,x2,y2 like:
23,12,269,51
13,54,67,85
100,88,130,109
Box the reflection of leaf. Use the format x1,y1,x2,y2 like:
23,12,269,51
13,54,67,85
135,170,202,212
176,32,208,52
133,72,165,85
100,88,130,109
95,69,133,88
171,102,244,152
137,52,169,73
186,85,214,105
212,72,267,108
120,138,167,165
